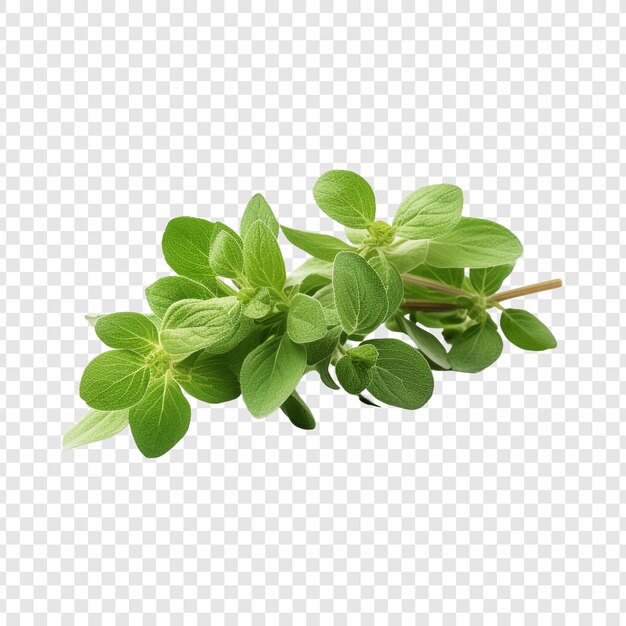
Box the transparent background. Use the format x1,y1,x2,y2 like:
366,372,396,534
0,2,624,624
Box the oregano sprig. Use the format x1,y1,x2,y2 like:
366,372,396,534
65,171,562,457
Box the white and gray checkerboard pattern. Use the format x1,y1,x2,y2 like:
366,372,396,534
1,3,624,624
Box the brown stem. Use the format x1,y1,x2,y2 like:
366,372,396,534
401,299,461,311
401,273,468,297
490,279,563,303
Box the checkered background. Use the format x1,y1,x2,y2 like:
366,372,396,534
1,2,624,624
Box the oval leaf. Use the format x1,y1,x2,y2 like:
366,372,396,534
447,319,503,372
335,354,373,395
393,184,463,240
469,263,515,296
240,335,307,417
368,255,404,321
160,297,248,357
240,193,279,239
395,315,451,370
313,170,376,229
129,374,191,458
500,308,557,351
162,216,215,281
243,220,286,290
426,218,523,268
332,251,387,335
362,338,434,410
80,350,151,410
209,229,244,278
145,276,219,319
95,312,159,355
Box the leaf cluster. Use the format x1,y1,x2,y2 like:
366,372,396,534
66,173,559,457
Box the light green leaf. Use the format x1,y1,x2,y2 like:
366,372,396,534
173,350,240,403
94,312,159,355
80,350,151,410
395,315,451,370
281,225,355,262
145,276,219,319
129,374,190,458
285,258,332,288
448,319,503,372
426,217,523,268
362,338,434,409
336,355,373,395
332,251,387,335
382,238,429,273
393,184,463,240
240,335,307,417
85,314,104,327
208,229,243,278
313,170,376,228
287,293,327,343
500,309,557,351
243,220,286,290
368,255,404,320
312,284,339,327
469,263,515,296
241,287,273,319
63,408,129,450
162,216,214,282
280,391,316,430
240,193,279,239
344,227,369,244
347,344,379,367
160,297,248,357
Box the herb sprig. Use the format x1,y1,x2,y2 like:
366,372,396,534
65,171,562,457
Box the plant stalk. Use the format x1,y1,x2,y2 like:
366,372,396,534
401,273,468,296
489,279,563,303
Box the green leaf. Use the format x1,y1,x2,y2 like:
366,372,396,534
368,255,403,320
162,216,215,281
312,284,340,327
313,170,376,228
285,258,332,288
63,408,129,450
447,319,504,372
336,355,373,395
426,217,523,268
80,350,151,410
305,326,341,366
395,315,451,370
411,264,465,288
173,350,240,403
241,287,273,319
362,338,434,409
160,297,248,357
281,225,355,262
145,276,219,319
240,335,307,417
347,344,379,367
315,357,340,390
94,312,159,355
243,220,286,290
382,238,429,273
280,391,316,430
85,314,104,327
344,227,369,245
393,184,463,240
332,251,388,335
287,293,327,343
240,193,279,239
208,229,244,278
129,374,191,458
469,263,515,296
500,309,557,351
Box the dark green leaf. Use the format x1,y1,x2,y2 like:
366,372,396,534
174,350,240,403
280,391,316,430
315,357,340,390
469,263,515,295
395,315,450,369
447,319,503,372
500,308,557,351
